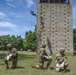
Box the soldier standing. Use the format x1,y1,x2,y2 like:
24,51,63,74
38,44,52,69
4,44,18,69
55,49,68,72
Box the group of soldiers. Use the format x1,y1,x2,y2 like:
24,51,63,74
33,44,68,72
4,43,68,72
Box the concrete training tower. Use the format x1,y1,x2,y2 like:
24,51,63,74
36,0,73,54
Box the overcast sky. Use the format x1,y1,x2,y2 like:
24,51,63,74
0,0,76,38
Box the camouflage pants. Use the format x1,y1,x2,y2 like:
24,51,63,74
4,57,18,69
39,55,52,69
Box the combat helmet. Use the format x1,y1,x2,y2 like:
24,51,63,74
59,48,65,53
42,44,46,48
7,44,13,49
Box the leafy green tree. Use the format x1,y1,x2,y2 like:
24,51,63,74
0,35,23,51
73,28,76,51
16,36,23,50
23,31,36,51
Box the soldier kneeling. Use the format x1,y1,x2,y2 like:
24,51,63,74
55,49,68,72
4,44,18,69
38,44,52,69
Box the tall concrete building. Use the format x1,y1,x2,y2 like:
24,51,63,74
36,0,73,54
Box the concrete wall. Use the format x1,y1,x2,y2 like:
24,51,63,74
37,0,73,54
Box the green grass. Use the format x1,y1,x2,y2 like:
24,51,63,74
0,51,76,75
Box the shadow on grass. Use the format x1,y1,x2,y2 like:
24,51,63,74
32,66,55,70
0,64,4,65
49,67,55,70
16,66,25,69
64,69,70,73
59,69,70,73
42,67,55,70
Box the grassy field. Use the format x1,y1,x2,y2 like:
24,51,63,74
0,51,76,75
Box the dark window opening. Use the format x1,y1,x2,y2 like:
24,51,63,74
43,0,48,2
60,0,66,3
40,0,48,3
55,0,59,3
49,0,54,2
40,0,69,3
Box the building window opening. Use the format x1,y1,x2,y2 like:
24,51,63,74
49,0,54,2
40,0,48,3
55,0,59,3
60,0,69,3
40,0,69,3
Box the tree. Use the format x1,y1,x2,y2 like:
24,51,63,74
23,31,36,51
73,28,76,51
0,35,23,51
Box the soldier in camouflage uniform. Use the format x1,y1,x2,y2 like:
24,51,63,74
4,44,18,69
38,44,52,69
55,49,68,72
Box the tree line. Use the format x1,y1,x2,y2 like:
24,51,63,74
0,28,76,51
0,30,36,51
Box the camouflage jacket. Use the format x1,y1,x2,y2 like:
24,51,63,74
56,53,67,64
38,47,48,57
7,48,18,59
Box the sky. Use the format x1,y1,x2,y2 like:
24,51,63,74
0,0,76,38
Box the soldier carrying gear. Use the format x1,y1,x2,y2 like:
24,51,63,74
4,44,18,69
38,44,52,69
55,48,68,72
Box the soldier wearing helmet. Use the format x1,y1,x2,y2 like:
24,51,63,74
55,48,68,72
38,44,52,69
4,44,18,69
